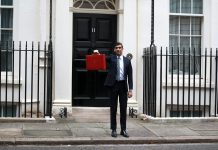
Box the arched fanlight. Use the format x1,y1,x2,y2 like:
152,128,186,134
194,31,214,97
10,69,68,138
73,0,116,10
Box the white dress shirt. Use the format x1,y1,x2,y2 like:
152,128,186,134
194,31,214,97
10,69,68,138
117,55,124,81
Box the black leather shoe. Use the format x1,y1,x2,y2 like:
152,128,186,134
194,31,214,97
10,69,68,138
120,130,129,138
111,130,117,137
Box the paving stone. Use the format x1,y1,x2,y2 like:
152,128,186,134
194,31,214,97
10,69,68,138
0,123,23,129
0,146,16,150
195,131,218,136
104,128,157,137
72,128,108,137
126,122,145,128
127,128,157,137
69,115,110,123
67,123,99,129
188,124,218,131
145,125,200,136
0,128,22,137
98,121,144,129
98,123,120,129
23,130,72,137
23,123,69,130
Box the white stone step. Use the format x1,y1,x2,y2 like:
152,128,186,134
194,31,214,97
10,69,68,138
71,107,110,115
70,107,110,123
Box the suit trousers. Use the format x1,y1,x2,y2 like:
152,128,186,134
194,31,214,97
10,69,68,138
110,81,128,130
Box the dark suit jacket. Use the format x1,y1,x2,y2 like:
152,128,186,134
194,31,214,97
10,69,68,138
104,54,133,91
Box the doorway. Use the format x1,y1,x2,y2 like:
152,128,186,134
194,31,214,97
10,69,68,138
72,13,117,106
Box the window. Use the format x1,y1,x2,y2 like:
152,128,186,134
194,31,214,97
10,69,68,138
0,0,13,71
170,0,203,14
169,0,203,75
73,0,116,10
0,104,17,117
170,110,202,117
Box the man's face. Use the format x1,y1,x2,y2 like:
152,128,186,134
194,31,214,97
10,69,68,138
114,44,123,56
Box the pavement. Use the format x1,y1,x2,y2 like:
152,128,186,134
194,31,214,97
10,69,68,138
1,115,218,145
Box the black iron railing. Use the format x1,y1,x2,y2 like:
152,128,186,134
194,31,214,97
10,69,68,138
143,47,218,117
0,41,53,118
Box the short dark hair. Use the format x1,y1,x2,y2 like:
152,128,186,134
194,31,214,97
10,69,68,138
114,42,123,49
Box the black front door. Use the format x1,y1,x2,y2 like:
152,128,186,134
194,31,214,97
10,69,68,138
72,13,117,107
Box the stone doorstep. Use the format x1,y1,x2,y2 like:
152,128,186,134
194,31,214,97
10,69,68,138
71,107,110,114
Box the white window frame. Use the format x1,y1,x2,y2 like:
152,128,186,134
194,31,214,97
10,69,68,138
169,0,205,84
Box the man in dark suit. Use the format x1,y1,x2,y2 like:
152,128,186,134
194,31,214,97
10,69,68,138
104,42,133,138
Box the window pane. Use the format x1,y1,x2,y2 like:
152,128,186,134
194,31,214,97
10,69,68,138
190,54,200,75
169,36,179,49
180,43,190,75
179,54,190,74
1,0,13,5
191,37,201,54
0,51,12,71
0,30,12,71
73,1,82,8
0,29,12,71
180,17,190,35
191,37,201,49
193,0,203,14
180,36,190,51
183,111,190,117
190,37,201,75
81,1,93,8
191,17,201,35
1,9,13,28
1,30,13,49
169,36,179,74
169,56,176,74
193,111,202,117
105,1,115,9
181,0,191,13
170,16,179,34
170,111,180,117
169,49,180,74
95,1,108,9
170,0,180,13
2,105,16,117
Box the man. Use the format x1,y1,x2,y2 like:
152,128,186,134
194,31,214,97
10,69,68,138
104,42,133,138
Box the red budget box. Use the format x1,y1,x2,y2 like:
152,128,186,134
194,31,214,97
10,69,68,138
86,54,106,70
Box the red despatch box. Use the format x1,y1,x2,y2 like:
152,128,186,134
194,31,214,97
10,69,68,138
86,54,106,70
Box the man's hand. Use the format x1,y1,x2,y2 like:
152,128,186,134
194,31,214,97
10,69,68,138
127,90,133,98
93,49,100,54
